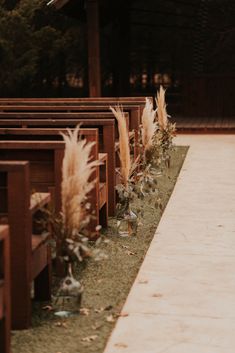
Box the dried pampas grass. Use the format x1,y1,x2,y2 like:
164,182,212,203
156,85,168,130
141,97,157,152
60,125,99,237
110,105,131,186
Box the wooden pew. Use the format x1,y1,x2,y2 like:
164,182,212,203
0,225,10,353
0,97,149,106
0,130,108,229
0,99,141,155
0,104,141,136
0,161,51,329
0,112,131,143
0,107,137,161
0,118,134,216
0,103,142,153
0,96,147,143
0,112,132,144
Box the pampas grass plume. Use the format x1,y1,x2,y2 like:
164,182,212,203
156,85,168,130
110,105,131,186
60,125,99,237
141,97,157,152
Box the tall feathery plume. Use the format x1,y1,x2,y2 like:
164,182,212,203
110,105,131,186
60,125,99,237
141,97,157,152
156,85,168,130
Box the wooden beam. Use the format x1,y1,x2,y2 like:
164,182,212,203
87,0,101,97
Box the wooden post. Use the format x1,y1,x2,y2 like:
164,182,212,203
0,225,11,353
87,0,101,97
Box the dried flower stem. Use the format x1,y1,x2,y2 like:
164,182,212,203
110,105,131,186
141,97,157,155
60,125,99,237
156,85,168,130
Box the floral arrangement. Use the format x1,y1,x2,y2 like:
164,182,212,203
155,85,176,167
110,106,139,235
44,126,102,271
135,98,162,211
141,97,158,165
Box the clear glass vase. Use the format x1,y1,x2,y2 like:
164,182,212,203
117,209,138,237
53,263,83,317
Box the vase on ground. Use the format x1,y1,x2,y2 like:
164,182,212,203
117,208,137,237
53,263,83,317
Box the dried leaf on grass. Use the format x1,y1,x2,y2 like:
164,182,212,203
126,250,136,256
106,314,115,323
80,307,90,316
55,321,68,328
81,335,98,343
92,323,102,330
94,307,105,314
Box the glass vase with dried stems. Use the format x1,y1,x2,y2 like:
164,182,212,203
110,106,139,237
155,85,176,168
135,97,162,212
51,126,100,316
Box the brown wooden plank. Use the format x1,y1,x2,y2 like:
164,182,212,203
0,123,117,216
0,161,52,329
0,224,10,353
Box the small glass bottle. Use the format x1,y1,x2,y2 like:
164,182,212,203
117,209,137,237
54,263,83,317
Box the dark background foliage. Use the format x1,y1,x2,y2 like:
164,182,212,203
0,0,87,96
0,0,234,99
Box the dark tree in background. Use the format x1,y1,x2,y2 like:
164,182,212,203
0,0,234,105
0,0,87,96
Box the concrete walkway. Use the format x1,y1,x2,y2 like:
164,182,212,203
104,135,235,353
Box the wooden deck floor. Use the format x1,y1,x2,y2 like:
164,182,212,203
172,116,235,133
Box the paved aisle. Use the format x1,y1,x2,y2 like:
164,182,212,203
104,135,235,353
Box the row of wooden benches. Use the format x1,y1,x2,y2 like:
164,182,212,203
0,97,149,353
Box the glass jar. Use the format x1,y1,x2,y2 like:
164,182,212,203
53,263,83,317
117,209,138,237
